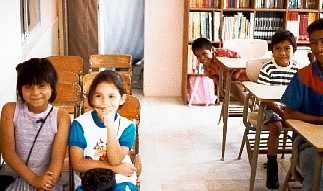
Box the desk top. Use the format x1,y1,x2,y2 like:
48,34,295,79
242,81,287,101
286,119,323,151
217,57,247,69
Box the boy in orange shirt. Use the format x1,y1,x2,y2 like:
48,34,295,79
191,37,248,103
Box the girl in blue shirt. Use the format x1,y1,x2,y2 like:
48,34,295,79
69,70,137,191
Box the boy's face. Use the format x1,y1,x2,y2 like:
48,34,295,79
309,30,323,65
272,40,293,67
193,48,213,65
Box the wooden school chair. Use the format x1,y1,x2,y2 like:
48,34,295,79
89,54,132,94
53,79,82,118
218,39,270,120
48,56,84,116
118,95,142,189
237,58,293,162
222,39,269,60
48,56,84,76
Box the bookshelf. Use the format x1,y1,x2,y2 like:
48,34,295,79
182,0,323,104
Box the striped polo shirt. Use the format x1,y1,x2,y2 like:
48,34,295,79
257,59,298,86
281,62,323,115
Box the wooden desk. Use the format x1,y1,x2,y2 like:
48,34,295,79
242,81,287,191
286,119,323,190
217,57,247,160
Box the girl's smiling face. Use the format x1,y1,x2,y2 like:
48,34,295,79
22,82,52,113
91,82,124,113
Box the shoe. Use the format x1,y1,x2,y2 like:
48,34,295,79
266,155,279,189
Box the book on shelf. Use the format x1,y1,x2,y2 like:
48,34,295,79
286,12,317,41
288,0,316,9
213,11,221,42
223,0,251,8
190,0,214,8
255,0,284,8
222,12,254,40
254,12,284,40
189,12,213,41
286,12,300,40
187,45,205,75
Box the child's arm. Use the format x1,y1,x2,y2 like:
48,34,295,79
284,107,323,125
45,109,70,184
95,111,126,165
0,103,53,190
70,146,136,177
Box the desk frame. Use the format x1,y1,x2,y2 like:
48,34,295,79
217,57,246,160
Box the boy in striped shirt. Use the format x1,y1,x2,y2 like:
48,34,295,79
256,30,298,189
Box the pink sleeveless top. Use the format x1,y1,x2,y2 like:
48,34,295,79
6,102,62,191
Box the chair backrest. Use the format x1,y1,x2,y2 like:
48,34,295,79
57,71,79,84
223,39,268,59
245,58,271,82
118,95,141,156
118,95,141,124
53,82,82,117
89,54,132,72
48,56,84,75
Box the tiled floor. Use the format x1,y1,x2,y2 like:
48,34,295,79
137,96,293,191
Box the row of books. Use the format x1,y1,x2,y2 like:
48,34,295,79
221,12,254,40
253,12,283,40
223,0,250,8
255,0,284,8
187,45,205,74
286,12,317,41
189,0,322,9
190,0,219,8
188,11,221,42
188,10,323,41
288,0,317,9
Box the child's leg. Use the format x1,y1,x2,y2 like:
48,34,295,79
230,81,246,104
266,121,282,189
268,121,282,156
299,146,323,191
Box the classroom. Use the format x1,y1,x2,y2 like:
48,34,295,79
0,1,323,191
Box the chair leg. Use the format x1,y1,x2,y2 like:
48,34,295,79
238,126,249,159
281,130,288,159
281,167,292,191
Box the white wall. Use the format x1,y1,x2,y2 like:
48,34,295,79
144,0,184,96
0,1,59,111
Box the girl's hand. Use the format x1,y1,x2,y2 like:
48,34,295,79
32,171,56,190
103,111,116,128
95,108,116,128
112,163,136,177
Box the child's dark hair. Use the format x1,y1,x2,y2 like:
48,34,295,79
191,38,213,54
271,30,297,52
88,70,124,107
16,58,58,102
307,18,323,36
81,168,116,191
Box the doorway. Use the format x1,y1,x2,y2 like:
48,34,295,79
59,0,144,91
98,0,145,91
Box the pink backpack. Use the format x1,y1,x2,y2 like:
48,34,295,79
187,75,217,106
